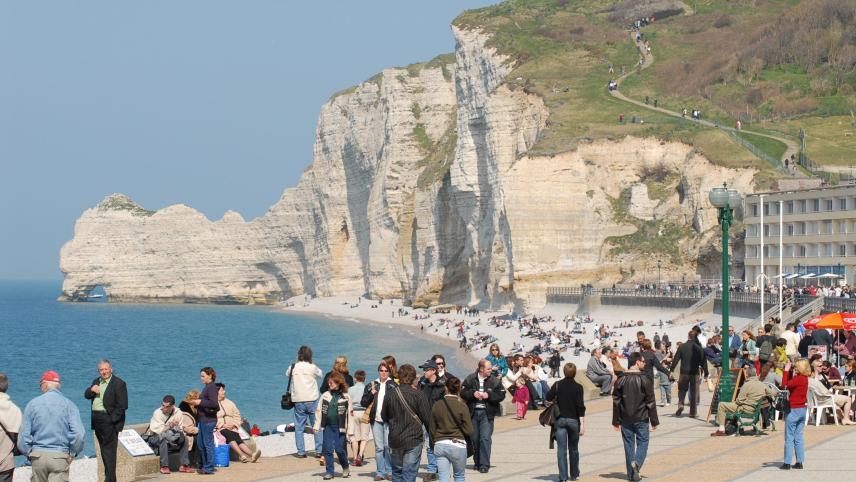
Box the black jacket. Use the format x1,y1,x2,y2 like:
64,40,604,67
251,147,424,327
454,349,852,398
670,340,708,377
84,375,128,429
612,371,659,427
461,372,506,418
360,378,397,424
641,350,670,380
419,377,446,405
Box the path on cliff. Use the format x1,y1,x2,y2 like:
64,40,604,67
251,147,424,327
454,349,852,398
610,30,804,177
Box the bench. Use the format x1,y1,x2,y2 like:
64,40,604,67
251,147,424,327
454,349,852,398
724,399,765,436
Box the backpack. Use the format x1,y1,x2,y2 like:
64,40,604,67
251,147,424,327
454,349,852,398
759,336,774,361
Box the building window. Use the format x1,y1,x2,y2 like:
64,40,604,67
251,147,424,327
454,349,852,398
840,221,848,234
786,201,794,214
840,244,847,256
787,224,795,236
812,199,820,212
799,245,806,257
841,198,848,210
751,204,758,216
764,203,770,216
825,220,833,234
798,200,806,213
826,199,833,211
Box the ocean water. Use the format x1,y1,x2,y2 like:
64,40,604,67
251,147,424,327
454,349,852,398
0,280,469,455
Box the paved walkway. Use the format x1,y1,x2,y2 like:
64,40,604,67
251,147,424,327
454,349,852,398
150,386,856,481
609,30,802,174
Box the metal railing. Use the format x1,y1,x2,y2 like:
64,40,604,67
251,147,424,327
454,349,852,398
726,130,785,172
823,297,856,313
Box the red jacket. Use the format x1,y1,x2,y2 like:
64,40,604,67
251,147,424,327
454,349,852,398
782,371,808,409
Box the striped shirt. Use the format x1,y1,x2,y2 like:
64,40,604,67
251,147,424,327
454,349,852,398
380,384,431,451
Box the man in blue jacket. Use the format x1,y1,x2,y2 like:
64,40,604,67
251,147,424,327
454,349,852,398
18,371,85,482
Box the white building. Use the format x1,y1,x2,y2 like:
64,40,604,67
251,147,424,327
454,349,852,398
743,184,856,287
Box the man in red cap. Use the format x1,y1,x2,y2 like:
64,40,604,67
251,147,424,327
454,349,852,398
84,360,128,482
18,370,85,481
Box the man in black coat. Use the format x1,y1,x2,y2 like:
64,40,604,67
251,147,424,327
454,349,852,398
84,359,128,482
669,332,707,418
461,359,506,474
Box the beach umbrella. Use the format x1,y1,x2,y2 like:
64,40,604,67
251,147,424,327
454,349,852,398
803,313,856,366
803,312,856,330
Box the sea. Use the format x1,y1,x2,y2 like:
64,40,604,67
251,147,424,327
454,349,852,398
0,280,470,455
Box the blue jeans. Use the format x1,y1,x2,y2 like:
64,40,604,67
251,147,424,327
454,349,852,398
371,421,392,477
424,428,437,473
555,417,581,481
390,443,422,482
620,421,650,478
294,400,322,455
196,421,216,473
471,409,494,470
784,408,806,465
434,442,466,482
322,425,348,475
657,372,671,403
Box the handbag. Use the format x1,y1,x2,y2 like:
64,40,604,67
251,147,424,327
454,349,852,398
773,389,790,413
281,364,295,410
0,419,21,456
361,401,374,424
440,397,474,458
707,377,716,392
539,402,559,427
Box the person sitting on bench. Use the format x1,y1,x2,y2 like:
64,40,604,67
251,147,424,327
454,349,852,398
586,348,613,396
710,367,774,436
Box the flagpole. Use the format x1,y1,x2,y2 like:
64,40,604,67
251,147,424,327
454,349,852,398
760,194,765,320
779,200,784,322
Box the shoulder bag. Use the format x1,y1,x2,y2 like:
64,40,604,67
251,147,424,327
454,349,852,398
538,382,559,427
0,419,21,456
281,364,295,410
441,397,474,458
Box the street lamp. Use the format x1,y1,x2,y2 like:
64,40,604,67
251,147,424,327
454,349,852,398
709,182,742,404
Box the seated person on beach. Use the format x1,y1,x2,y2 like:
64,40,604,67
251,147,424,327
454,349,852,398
821,361,842,382
586,347,613,396
147,395,194,474
216,383,261,462
710,367,775,436
809,362,855,425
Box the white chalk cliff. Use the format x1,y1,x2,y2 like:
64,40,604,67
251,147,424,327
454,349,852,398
61,27,757,310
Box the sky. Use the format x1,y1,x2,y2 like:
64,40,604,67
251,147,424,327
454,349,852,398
0,0,497,280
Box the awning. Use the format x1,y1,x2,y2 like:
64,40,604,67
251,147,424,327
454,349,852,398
772,273,790,279
799,273,817,279
817,273,841,278
785,273,801,280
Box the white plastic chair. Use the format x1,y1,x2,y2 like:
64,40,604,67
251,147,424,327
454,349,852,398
806,388,839,426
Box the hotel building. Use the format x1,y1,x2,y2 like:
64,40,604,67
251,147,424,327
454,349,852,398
743,184,856,286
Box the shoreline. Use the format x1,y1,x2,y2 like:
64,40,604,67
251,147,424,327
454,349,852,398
278,299,482,368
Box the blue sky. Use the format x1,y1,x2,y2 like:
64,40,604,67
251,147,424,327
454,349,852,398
0,0,496,280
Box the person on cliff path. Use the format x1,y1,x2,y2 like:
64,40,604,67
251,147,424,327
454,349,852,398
84,359,127,482
0,373,23,482
18,371,85,482
613,353,659,482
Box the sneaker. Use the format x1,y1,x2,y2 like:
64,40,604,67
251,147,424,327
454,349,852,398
710,430,727,437
793,463,803,469
294,453,307,459
779,464,791,470
631,462,641,481
323,474,334,480
675,406,684,417
159,467,171,475
179,465,194,473
343,468,351,478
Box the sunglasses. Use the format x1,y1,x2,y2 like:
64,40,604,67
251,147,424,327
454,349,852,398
379,368,389,372
436,362,445,366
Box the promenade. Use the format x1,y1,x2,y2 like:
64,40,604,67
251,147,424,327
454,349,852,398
146,389,856,482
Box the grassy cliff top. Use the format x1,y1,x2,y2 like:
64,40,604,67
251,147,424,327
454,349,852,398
452,0,856,183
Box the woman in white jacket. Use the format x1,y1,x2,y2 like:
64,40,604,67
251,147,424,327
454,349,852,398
286,345,323,458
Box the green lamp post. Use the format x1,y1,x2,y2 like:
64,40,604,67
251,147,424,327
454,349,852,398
709,183,742,404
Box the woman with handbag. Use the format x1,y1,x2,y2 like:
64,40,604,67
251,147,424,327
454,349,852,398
739,331,758,374
780,359,810,470
545,363,586,482
286,346,323,459
360,361,397,481
429,377,472,482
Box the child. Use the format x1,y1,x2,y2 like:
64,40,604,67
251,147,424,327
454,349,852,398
313,372,351,480
512,377,530,420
